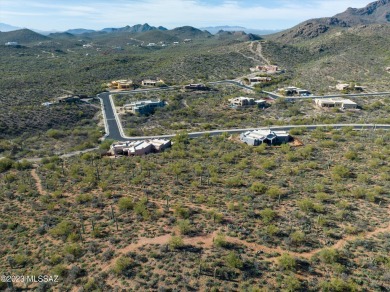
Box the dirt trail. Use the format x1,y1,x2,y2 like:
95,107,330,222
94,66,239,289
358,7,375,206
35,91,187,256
249,42,271,66
31,168,46,195
103,204,389,270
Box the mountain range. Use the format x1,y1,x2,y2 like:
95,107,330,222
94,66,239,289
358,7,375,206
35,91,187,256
0,22,279,37
0,24,262,45
200,26,281,35
270,0,390,43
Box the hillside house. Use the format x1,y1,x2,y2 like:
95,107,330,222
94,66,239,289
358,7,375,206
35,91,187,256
249,77,272,83
240,129,290,146
141,79,164,86
110,79,133,90
279,86,311,96
336,83,349,91
109,139,171,156
124,99,165,115
314,98,357,109
56,95,80,103
184,83,209,91
229,97,255,108
336,83,364,92
255,99,267,108
250,65,279,73
5,42,19,46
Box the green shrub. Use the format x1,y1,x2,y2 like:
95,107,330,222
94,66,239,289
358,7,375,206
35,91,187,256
52,264,68,277
331,165,351,180
118,197,134,211
317,248,339,264
168,236,185,250
251,182,267,194
47,129,65,139
225,252,243,269
290,230,305,245
14,254,29,267
265,224,279,236
0,158,13,173
112,256,134,275
283,274,301,291
75,193,93,204
319,277,359,292
174,204,190,219
214,233,228,248
225,176,244,187
50,220,75,239
278,254,296,271
266,186,282,199
250,168,265,178
345,150,358,160
177,219,191,235
298,198,314,212
63,243,83,258
260,208,276,223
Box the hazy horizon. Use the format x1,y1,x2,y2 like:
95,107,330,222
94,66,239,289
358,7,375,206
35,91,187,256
0,0,374,31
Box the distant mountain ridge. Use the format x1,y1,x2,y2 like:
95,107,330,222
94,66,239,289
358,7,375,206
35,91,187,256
65,28,96,35
0,29,49,44
64,23,168,35
0,25,258,45
101,23,167,33
271,0,390,43
200,25,281,35
0,23,21,32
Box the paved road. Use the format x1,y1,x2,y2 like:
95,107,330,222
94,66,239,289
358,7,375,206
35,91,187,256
98,86,390,142
99,91,390,142
119,124,389,141
98,92,124,141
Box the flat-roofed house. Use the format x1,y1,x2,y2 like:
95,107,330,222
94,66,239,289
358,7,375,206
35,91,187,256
184,83,209,91
229,97,255,108
249,77,272,83
141,79,164,86
111,79,133,89
56,95,80,103
336,83,350,91
124,99,165,115
129,141,154,156
150,139,171,151
5,42,19,46
314,98,357,109
255,99,267,108
109,139,171,156
240,129,290,146
250,65,279,73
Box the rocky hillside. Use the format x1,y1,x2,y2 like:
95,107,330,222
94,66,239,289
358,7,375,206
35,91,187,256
334,0,390,25
269,0,390,43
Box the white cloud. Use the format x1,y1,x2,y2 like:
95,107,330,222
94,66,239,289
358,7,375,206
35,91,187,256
0,10,46,17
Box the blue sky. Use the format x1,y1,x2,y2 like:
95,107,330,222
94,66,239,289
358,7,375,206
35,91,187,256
0,0,374,31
